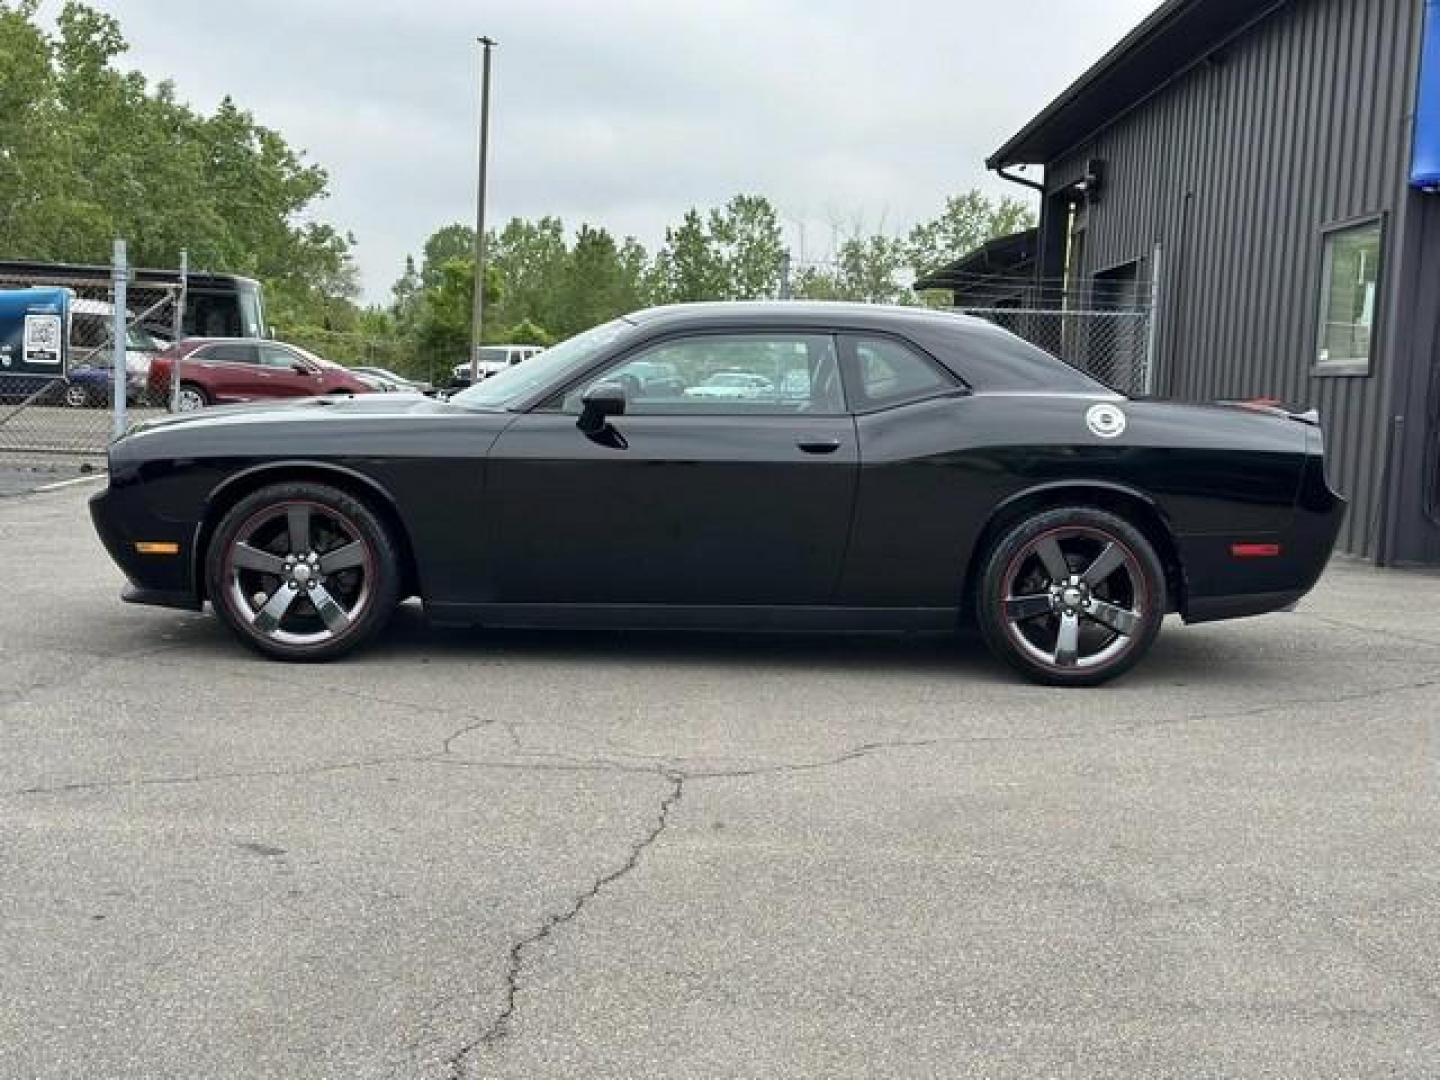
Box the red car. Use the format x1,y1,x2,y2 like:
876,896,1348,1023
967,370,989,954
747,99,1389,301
147,338,374,411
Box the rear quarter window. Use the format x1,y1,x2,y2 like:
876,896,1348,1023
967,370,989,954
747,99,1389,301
843,335,959,411
945,325,1110,393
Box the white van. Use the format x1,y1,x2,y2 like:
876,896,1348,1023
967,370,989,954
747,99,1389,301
451,344,544,384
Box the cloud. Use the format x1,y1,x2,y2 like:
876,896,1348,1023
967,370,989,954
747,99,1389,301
70,0,1159,301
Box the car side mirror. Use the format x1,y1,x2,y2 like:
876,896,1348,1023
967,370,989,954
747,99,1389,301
292,362,313,375
577,382,626,435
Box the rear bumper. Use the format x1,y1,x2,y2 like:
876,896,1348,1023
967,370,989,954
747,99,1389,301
89,482,202,611
1178,451,1346,624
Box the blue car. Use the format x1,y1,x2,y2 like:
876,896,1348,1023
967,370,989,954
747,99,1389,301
60,365,121,408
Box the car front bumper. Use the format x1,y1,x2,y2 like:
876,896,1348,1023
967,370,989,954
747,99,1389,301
89,481,203,611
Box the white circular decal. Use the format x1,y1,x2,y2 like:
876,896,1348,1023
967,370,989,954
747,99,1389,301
1085,403,1127,439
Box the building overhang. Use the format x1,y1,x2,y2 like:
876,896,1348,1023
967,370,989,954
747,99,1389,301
988,0,1289,170
912,229,1038,293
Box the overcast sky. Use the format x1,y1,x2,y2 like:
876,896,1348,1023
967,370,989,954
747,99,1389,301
58,0,1158,302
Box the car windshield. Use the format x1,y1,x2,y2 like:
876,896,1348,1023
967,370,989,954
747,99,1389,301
126,326,161,351
450,320,630,410
292,344,331,367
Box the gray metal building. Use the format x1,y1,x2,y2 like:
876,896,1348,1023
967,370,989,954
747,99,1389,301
988,0,1440,564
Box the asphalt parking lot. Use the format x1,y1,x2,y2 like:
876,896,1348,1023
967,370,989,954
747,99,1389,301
3,482,1439,1079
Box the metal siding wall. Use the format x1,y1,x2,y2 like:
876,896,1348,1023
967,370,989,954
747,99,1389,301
1044,0,1421,557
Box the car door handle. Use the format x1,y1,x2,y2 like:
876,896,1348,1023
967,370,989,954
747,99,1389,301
796,437,842,455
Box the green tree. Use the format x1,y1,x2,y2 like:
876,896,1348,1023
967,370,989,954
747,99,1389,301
487,215,568,334
652,209,726,303
905,190,1036,278
390,255,422,331
792,236,906,304
0,1,359,330
554,224,627,337
414,257,498,361
499,318,552,346
617,236,652,310
708,194,784,300
420,223,475,289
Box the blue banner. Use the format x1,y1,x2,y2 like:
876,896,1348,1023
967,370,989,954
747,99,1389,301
0,287,71,379
1415,0,1440,189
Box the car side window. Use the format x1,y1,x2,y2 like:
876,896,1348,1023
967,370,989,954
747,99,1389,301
844,336,957,410
259,345,299,369
197,343,257,365
552,334,845,416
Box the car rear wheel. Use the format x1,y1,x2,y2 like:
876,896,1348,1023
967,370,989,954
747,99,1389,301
175,383,208,412
63,383,92,409
206,482,400,661
977,507,1165,687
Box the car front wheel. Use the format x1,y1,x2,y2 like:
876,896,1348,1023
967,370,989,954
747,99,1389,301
977,507,1166,687
206,481,400,661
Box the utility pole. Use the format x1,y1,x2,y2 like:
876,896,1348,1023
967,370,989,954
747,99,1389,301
468,36,496,385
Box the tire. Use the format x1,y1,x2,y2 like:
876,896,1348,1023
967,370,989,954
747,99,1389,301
976,506,1166,687
63,383,92,409
205,481,401,661
175,383,209,412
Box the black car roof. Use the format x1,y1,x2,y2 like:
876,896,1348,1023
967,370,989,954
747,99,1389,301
625,300,990,334
617,302,1108,394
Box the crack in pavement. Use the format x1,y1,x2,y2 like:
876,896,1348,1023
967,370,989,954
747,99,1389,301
12,671,1438,798
1296,611,1440,650
11,671,1440,1075
7,756,416,796
0,638,201,709
444,770,685,1079
1120,675,1440,735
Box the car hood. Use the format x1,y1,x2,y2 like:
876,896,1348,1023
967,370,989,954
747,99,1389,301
132,393,476,430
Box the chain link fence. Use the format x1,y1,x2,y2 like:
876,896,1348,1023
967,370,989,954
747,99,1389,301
0,267,181,459
953,306,1154,395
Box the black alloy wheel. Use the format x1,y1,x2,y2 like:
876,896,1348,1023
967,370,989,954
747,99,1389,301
978,507,1166,687
206,481,400,661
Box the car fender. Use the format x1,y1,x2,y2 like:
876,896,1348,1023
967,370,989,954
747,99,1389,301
195,458,419,599
986,478,1173,528
964,477,1186,614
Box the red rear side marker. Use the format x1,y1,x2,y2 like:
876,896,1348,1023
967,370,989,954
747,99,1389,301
1231,543,1282,558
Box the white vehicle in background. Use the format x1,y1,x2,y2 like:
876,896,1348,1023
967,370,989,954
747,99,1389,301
451,344,544,385
682,371,776,400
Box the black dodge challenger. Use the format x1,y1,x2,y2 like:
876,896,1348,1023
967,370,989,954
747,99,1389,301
90,302,1345,686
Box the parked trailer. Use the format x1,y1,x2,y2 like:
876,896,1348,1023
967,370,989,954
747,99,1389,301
0,287,70,404
0,260,266,341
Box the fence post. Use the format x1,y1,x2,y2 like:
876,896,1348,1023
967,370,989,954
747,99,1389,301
1144,243,1163,396
171,248,187,411
111,239,128,441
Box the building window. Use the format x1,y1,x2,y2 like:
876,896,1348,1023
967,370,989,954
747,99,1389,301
1315,217,1383,376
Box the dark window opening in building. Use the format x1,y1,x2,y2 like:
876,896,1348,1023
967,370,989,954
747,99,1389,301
1092,260,1147,393
1316,218,1383,376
